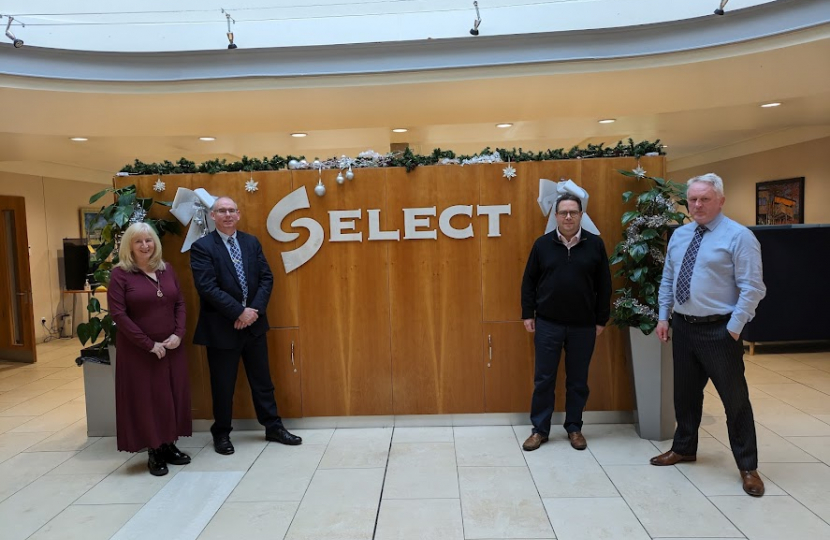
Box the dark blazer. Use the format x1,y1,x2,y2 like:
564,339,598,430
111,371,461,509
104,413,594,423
190,230,273,349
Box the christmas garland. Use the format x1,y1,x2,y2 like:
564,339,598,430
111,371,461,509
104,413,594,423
119,139,664,175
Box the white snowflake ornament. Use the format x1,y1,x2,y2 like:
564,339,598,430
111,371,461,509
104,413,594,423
245,178,259,193
632,165,646,178
153,179,166,192
502,164,517,180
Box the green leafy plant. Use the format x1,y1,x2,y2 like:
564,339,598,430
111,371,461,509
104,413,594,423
76,184,179,350
609,170,689,335
119,139,664,175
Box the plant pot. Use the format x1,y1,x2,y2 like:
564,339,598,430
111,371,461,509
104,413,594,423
626,327,675,441
76,345,117,437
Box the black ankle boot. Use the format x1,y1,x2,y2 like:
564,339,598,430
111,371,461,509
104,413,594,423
160,442,191,465
148,448,169,476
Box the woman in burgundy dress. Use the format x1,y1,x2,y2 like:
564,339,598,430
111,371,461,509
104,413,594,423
108,222,192,476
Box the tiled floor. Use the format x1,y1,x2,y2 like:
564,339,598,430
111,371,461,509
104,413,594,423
2,339,830,539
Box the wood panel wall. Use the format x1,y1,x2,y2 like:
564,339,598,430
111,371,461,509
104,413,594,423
118,156,663,420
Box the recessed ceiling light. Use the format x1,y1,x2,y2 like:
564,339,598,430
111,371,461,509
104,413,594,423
598,119,616,124
392,128,408,133
69,137,88,142
495,123,513,128
760,102,781,108
199,136,216,141
291,133,308,138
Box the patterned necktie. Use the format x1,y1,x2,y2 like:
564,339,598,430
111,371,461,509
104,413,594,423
675,225,707,305
227,236,248,306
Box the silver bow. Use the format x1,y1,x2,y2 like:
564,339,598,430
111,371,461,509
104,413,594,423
537,178,600,235
170,187,217,252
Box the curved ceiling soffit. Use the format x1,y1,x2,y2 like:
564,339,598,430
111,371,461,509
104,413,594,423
0,0,828,90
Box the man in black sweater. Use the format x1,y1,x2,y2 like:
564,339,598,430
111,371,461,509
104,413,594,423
520,193,612,451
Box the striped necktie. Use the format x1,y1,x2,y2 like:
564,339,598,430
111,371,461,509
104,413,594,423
227,236,248,306
675,225,707,305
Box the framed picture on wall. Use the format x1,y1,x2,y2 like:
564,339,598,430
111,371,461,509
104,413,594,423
755,177,804,225
80,207,107,244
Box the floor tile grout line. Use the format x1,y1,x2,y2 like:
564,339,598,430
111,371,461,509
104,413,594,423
369,425,395,540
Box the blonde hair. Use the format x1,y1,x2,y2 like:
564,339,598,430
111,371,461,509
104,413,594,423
116,222,166,272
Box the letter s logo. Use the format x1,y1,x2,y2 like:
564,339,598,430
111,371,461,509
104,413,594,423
267,187,324,273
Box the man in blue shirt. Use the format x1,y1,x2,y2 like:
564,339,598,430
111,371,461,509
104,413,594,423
651,173,767,497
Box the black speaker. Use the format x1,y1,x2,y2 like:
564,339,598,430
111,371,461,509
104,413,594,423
63,238,90,291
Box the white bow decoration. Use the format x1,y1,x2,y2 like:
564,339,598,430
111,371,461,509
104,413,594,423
537,178,600,235
170,187,218,252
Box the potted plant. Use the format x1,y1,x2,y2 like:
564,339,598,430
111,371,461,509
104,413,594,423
76,184,178,358
609,169,688,440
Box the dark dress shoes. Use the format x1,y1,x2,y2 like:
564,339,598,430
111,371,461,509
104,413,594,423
147,448,169,476
568,431,588,450
650,450,697,466
266,426,302,446
522,433,548,451
160,442,191,465
741,470,765,497
213,435,235,455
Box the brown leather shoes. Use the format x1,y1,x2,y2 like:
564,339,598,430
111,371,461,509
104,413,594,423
650,450,697,466
568,431,587,450
741,470,765,497
522,433,548,451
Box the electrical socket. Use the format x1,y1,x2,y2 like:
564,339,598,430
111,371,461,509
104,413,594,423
41,317,47,325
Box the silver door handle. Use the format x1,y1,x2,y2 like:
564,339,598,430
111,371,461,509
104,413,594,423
487,334,492,368
290,341,297,373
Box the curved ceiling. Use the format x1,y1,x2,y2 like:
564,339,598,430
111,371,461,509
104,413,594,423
0,1,828,184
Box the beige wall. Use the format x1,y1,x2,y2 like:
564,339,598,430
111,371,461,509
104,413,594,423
669,136,830,226
0,172,109,342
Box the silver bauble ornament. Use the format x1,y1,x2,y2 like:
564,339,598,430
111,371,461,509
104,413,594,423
314,180,326,197
336,172,345,184
288,159,298,170
312,159,321,169
299,159,308,168
345,167,354,180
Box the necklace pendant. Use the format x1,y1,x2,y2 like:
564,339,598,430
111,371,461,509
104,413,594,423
157,290,163,298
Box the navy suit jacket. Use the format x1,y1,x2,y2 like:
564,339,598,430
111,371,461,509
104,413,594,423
190,230,273,349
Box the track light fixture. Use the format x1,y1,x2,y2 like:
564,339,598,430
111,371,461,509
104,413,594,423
221,9,237,49
714,0,728,16
3,15,24,48
470,1,481,36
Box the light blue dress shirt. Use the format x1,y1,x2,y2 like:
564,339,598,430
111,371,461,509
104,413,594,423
658,213,766,334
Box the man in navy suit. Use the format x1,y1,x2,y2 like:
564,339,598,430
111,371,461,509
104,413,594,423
190,196,301,455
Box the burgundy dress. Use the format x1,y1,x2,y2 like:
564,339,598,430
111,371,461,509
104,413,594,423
108,265,192,452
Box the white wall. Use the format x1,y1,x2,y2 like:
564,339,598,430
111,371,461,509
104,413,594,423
668,136,830,226
0,172,109,342
4,0,775,52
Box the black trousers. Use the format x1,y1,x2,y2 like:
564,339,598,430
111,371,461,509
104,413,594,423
206,330,282,438
530,318,596,436
671,316,758,470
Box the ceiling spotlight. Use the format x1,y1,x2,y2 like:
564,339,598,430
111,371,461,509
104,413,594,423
69,137,88,142
199,136,216,141
714,0,728,15
496,123,513,128
392,128,408,133
760,102,782,108
222,9,237,49
470,1,481,36
3,15,24,48
291,133,308,138
598,119,616,124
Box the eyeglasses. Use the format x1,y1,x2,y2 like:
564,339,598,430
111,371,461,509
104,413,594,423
556,210,581,218
213,208,238,215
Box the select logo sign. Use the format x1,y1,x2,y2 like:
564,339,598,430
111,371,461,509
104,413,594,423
267,186,511,273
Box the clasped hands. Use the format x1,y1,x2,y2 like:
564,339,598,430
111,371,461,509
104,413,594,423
150,334,182,359
234,307,259,330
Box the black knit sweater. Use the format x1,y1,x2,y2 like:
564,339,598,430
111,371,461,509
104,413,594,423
520,230,612,326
